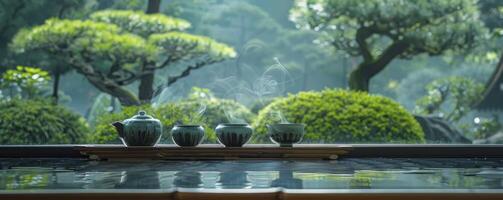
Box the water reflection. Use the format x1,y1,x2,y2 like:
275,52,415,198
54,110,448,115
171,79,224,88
116,171,160,189
79,171,122,189
0,158,502,190
0,168,51,189
271,169,302,189
218,171,250,189
173,171,202,188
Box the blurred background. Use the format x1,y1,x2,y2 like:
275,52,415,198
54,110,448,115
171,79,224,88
0,0,502,145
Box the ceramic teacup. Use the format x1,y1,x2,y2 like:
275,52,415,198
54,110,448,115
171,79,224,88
170,125,205,147
267,123,305,147
215,123,253,147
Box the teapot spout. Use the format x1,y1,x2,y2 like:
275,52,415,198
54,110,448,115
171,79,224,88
112,121,125,138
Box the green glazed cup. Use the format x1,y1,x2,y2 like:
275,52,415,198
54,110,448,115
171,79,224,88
267,123,305,147
215,123,253,147
171,125,205,147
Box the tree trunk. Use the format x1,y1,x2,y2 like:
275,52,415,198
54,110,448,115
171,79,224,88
74,62,141,106
146,0,161,13
138,67,154,103
86,75,140,106
348,66,370,91
52,70,60,104
138,0,161,103
348,41,409,92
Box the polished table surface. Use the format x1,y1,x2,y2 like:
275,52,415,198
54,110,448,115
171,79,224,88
1,145,503,199
2,157,503,190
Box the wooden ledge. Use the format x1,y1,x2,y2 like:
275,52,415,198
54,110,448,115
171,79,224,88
1,144,503,159
76,144,350,160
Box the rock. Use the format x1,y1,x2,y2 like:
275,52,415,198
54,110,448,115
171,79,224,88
414,115,472,143
473,132,503,144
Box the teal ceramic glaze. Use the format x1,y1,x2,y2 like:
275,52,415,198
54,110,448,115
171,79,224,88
215,123,253,147
112,111,162,147
171,125,205,147
267,123,305,147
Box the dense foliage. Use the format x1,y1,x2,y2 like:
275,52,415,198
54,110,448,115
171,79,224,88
414,77,485,122
0,66,50,99
253,89,425,143
0,99,89,144
11,10,235,106
0,0,86,66
413,76,502,140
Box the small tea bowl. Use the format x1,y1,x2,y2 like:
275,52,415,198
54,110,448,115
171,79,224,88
215,123,253,147
171,125,205,147
267,123,305,147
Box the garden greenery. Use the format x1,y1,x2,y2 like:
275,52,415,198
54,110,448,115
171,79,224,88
0,99,89,144
1,1,502,145
11,10,235,106
414,76,485,122
0,66,50,99
291,0,487,91
414,76,501,140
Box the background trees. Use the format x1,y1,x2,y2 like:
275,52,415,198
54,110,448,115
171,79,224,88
0,0,88,104
290,0,487,91
0,66,50,99
0,0,86,66
12,10,235,106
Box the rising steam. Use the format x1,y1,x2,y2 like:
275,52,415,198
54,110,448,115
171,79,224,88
268,110,289,124
205,58,294,124
189,101,207,124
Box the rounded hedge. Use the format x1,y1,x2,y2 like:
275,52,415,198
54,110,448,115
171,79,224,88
0,99,90,144
252,89,425,143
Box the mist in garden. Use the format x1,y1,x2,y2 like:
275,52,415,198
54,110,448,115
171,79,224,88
0,0,502,145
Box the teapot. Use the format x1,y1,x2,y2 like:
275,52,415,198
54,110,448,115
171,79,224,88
112,110,162,146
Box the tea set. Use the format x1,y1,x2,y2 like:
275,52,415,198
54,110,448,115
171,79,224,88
112,111,305,147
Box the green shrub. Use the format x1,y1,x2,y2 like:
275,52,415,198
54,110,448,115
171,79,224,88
252,89,425,143
0,99,89,144
91,103,198,144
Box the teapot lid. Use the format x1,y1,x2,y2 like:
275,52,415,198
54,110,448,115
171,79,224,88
131,110,153,120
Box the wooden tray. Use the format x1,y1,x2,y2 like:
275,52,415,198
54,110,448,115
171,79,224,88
76,144,350,160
